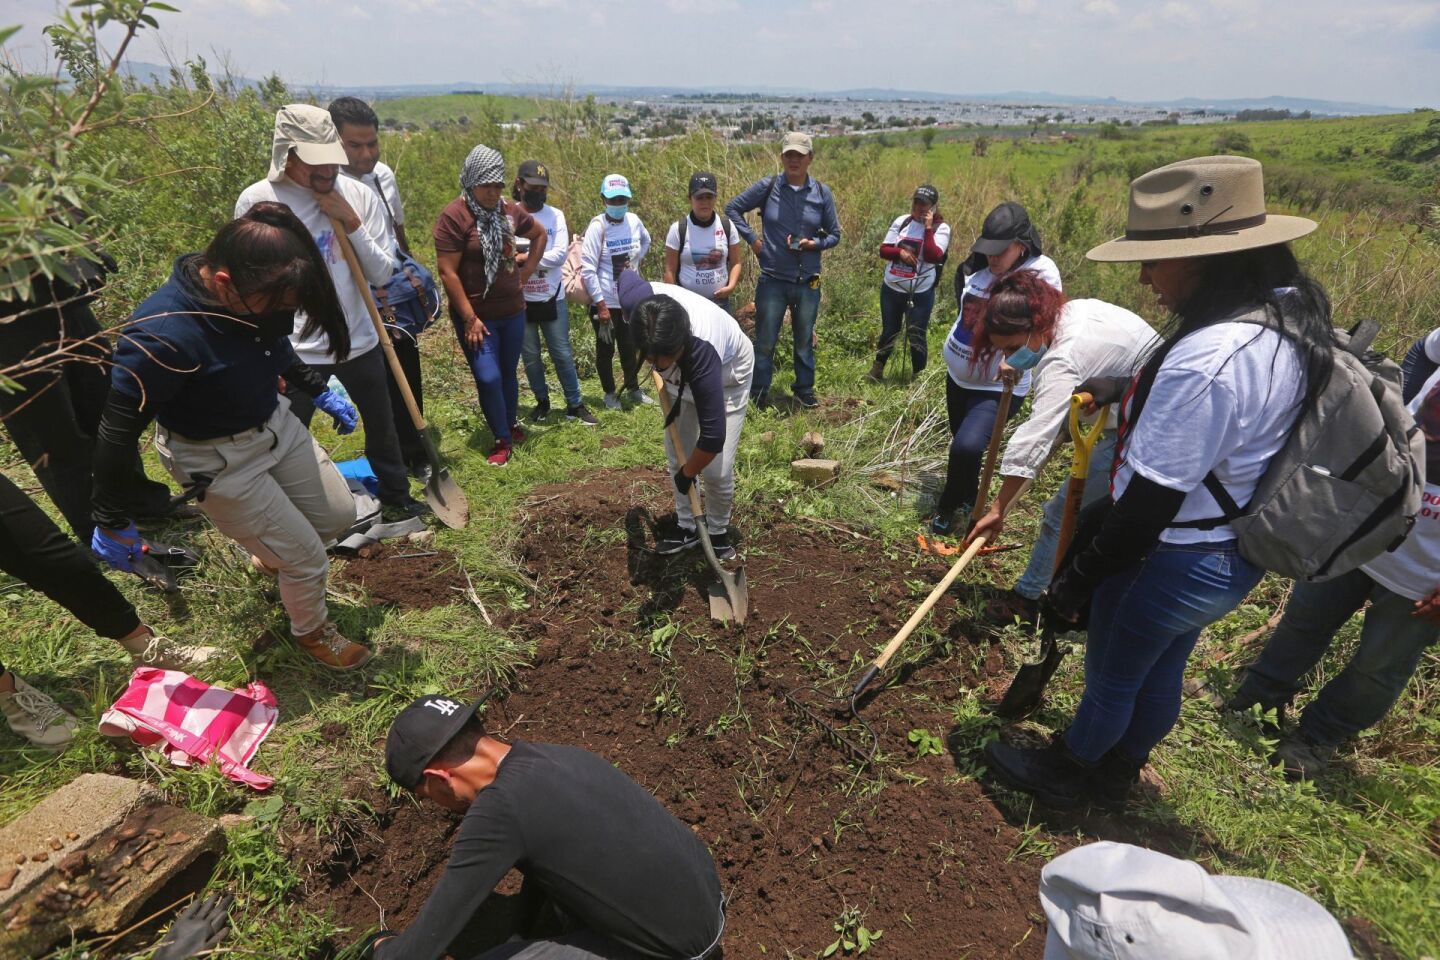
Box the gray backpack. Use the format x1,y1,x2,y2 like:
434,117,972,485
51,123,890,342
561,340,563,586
1163,313,1423,581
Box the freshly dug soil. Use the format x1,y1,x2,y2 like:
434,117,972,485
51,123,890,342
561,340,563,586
335,543,469,610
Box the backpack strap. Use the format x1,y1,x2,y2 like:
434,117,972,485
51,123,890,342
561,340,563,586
674,217,688,258
1347,318,1379,357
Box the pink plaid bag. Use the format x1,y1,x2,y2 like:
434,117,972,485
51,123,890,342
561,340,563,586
99,667,279,790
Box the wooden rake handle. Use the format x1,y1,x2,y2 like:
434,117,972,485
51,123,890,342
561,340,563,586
973,381,1014,520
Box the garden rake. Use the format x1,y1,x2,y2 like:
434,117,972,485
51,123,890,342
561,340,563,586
784,535,988,765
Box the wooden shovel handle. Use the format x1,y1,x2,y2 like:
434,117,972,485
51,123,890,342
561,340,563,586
973,382,1014,520
872,534,987,675
329,218,427,432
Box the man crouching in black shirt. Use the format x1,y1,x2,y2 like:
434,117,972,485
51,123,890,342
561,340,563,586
367,692,725,960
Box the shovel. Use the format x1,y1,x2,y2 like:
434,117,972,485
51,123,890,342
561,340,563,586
650,368,748,625
994,392,1108,719
787,534,988,764
329,220,469,529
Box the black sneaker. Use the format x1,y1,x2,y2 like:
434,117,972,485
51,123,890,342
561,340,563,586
709,529,736,560
566,403,599,426
656,527,700,555
750,390,770,411
381,499,431,523
795,392,819,409
531,401,552,422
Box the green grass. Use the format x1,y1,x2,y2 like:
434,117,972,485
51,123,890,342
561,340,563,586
4,83,1439,957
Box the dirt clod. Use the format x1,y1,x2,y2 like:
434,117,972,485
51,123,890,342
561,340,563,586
335,543,469,609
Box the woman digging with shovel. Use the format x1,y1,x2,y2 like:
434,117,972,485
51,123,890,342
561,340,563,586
984,156,1333,810
617,271,754,563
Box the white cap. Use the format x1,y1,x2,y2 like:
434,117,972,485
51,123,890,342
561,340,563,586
267,103,349,182
1041,842,1354,960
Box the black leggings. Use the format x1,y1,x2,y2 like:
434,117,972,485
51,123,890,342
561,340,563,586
385,333,426,468
590,307,641,394
0,473,140,674
937,376,1022,513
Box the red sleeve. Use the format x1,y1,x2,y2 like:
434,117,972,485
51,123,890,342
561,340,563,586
920,229,946,262
433,200,469,254
878,243,903,261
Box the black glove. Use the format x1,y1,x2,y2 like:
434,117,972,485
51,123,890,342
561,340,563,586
1076,375,1130,407
674,468,695,496
1042,574,1088,626
358,929,398,959
151,893,234,960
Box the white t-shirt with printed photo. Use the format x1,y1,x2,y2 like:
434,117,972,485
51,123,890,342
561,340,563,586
581,212,651,308
881,214,952,295
1362,366,1440,601
1111,322,1305,544
942,254,1062,397
665,215,741,298
520,203,569,303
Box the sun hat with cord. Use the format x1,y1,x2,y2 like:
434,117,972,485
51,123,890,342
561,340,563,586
1086,155,1316,262
266,103,349,182
1040,841,1354,960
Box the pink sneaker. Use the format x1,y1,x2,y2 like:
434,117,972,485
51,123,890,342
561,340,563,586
509,423,528,445
487,441,512,467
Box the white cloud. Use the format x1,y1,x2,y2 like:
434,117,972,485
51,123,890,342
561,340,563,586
1082,0,1118,15
1160,2,1198,24
237,0,289,16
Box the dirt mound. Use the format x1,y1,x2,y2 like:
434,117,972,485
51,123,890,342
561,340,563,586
335,543,469,609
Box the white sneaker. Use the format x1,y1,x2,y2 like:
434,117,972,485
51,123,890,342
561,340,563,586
627,389,655,406
120,630,222,672
602,392,622,411
0,675,78,750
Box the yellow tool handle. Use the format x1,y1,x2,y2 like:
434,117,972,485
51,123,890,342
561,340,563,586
1067,392,1110,480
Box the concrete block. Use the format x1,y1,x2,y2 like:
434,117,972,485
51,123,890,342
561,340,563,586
800,431,825,457
0,773,224,956
791,458,841,487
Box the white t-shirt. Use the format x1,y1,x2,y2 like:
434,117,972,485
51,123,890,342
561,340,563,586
1112,322,1305,544
664,215,741,298
649,283,755,410
881,214,952,295
520,203,569,303
1362,367,1440,601
235,176,396,365
943,254,1062,397
345,163,404,258
1422,329,1440,364
580,212,651,308
999,299,1159,480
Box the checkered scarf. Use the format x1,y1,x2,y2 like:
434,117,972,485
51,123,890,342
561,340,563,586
460,144,512,290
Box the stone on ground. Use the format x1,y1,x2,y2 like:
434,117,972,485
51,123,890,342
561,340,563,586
791,458,841,486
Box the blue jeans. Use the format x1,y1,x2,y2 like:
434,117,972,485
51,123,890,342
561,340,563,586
937,378,1021,513
876,283,936,372
1065,541,1264,764
752,275,821,400
522,299,582,409
1235,570,1440,745
456,310,525,442
1014,432,1118,600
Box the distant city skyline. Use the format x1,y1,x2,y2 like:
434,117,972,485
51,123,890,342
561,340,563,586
7,0,1438,111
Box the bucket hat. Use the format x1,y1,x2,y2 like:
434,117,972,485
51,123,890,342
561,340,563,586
1087,155,1315,262
1040,842,1354,960
267,104,349,182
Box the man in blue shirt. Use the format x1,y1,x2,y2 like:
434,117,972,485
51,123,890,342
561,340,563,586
725,132,841,408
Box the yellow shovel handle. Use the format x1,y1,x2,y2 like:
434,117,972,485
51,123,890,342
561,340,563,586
1067,393,1110,480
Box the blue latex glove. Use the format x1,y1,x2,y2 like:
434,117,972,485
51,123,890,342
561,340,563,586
91,522,144,573
315,389,358,434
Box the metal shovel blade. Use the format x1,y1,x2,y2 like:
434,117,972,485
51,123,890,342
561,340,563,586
424,467,469,530
995,628,1069,720
706,564,749,625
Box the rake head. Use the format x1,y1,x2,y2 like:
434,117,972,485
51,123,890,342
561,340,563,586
781,684,879,766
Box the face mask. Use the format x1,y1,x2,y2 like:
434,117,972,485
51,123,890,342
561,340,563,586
605,203,628,221
1006,343,1047,370
522,189,546,212
250,309,296,339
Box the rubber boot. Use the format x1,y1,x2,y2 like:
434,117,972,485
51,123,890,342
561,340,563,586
984,732,1094,809
865,359,886,383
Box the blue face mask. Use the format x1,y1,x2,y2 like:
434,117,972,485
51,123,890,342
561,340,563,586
1006,343,1047,370
605,203,628,220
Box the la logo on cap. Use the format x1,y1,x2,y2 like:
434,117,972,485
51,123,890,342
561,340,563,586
425,698,462,716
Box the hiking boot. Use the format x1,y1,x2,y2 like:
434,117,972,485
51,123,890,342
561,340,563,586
531,401,552,423
865,360,886,383
120,629,221,673
795,391,819,409
984,589,1041,628
984,733,1093,809
488,441,512,467
562,403,595,425
408,460,433,484
602,392,622,411
0,674,78,750
1091,748,1145,811
751,390,770,411
382,499,431,523
296,622,373,671
627,388,655,407
1272,731,1337,781
930,508,962,536
709,529,736,561
657,526,701,555
510,423,528,445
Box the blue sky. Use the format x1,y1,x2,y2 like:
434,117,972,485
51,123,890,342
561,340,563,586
9,0,1438,109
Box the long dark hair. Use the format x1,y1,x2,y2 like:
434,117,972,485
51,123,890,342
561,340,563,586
630,294,692,426
202,201,351,361
1142,243,1333,413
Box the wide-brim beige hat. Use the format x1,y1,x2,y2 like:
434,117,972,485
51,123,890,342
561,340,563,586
267,103,349,182
1087,155,1316,262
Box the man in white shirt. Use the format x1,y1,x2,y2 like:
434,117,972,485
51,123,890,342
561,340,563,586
329,96,430,478
235,104,424,520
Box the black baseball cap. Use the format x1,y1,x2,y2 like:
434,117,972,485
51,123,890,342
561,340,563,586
517,159,550,186
913,184,939,206
688,172,718,197
972,201,1033,256
385,689,497,790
